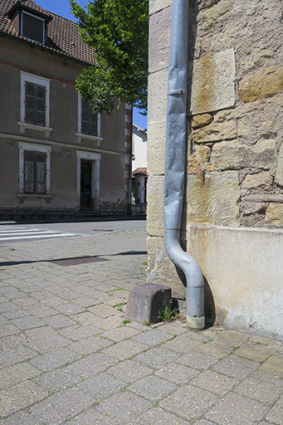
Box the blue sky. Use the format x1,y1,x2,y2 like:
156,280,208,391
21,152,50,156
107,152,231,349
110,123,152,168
36,0,147,129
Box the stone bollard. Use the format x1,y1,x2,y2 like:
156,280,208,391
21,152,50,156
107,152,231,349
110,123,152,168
125,283,172,323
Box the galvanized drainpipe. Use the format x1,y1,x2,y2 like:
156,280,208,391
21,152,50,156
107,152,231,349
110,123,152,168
163,0,205,329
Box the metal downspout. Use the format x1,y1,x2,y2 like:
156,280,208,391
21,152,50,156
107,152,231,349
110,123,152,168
163,0,205,329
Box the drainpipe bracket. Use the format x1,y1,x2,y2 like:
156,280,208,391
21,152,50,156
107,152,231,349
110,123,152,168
186,315,205,330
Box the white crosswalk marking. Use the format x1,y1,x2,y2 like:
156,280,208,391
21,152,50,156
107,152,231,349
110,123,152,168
0,226,84,243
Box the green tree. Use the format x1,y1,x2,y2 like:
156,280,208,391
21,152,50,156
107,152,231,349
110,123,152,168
70,0,149,115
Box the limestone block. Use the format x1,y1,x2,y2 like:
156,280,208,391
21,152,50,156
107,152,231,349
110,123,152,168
195,145,210,164
193,120,237,143
211,139,277,171
198,0,222,11
147,122,166,175
146,175,164,237
275,143,283,187
191,114,213,129
186,171,240,226
239,66,283,103
241,172,273,193
265,203,283,227
147,236,186,299
188,49,236,115
148,68,168,125
240,201,267,216
197,1,230,35
149,7,171,73
149,0,171,16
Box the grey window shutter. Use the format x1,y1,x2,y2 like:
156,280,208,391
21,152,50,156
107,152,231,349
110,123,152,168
81,99,90,134
24,151,35,193
25,82,46,126
25,82,36,124
35,152,46,194
36,85,46,126
90,106,98,136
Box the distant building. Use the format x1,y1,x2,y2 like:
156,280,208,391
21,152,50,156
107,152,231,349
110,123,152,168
131,123,147,215
0,0,131,217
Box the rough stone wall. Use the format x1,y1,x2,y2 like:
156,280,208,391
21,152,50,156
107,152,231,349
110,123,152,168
147,0,283,314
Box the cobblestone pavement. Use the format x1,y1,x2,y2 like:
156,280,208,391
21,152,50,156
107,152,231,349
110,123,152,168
0,229,283,424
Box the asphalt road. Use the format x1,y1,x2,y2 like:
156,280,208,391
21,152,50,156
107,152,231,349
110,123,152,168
0,219,146,244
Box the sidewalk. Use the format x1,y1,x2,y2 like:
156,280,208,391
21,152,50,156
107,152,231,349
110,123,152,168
0,229,282,424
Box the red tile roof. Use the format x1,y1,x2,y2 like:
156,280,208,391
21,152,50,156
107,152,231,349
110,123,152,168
0,0,96,65
132,168,147,176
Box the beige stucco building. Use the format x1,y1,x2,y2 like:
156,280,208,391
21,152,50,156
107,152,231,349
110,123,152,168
0,0,131,217
147,0,283,339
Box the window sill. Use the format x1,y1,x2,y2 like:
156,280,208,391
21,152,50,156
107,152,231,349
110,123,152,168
76,133,103,146
17,193,53,199
18,122,52,138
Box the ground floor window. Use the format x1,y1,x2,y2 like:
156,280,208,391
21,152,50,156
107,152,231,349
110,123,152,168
18,142,51,195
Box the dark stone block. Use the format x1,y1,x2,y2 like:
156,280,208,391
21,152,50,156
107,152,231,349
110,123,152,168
126,283,172,323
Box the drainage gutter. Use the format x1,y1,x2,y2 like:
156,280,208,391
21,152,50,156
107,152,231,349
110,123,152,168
163,0,205,329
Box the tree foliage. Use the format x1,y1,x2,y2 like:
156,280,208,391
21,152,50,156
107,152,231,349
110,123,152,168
70,0,149,115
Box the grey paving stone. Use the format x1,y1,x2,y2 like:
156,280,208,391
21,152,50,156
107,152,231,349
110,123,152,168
197,340,233,358
101,325,141,342
131,329,174,346
29,387,94,425
12,316,46,330
72,297,100,308
155,361,199,385
78,372,127,399
29,347,81,372
13,297,40,308
234,370,283,404
0,381,48,417
266,396,283,425
59,324,102,340
157,321,187,335
0,315,9,325
259,355,283,378
102,339,148,361
0,362,41,389
213,330,250,347
213,354,259,379
177,351,219,371
29,305,57,318
160,384,218,421
134,346,180,369
0,410,39,425
64,408,119,425
65,352,117,378
191,369,239,396
42,297,70,307
96,391,151,424
205,392,269,425
34,368,82,392
26,331,70,354
108,359,152,383
0,324,20,338
129,375,178,402
0,302,18,313
54,303,85,315
131,407,191,424
88,303,118,318
43,314,77,329
163,334,202,353
70,311,100,325
0,346,37,369
0,333,28,349
69,335,113,355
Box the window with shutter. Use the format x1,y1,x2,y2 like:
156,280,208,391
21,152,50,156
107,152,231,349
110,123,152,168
24,82,46,126
24,151,46,194
81,99,98,136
